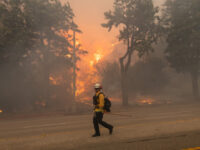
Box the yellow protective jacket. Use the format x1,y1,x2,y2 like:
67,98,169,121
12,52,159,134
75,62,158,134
94,91,104,113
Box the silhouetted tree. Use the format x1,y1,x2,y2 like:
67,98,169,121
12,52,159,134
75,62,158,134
102,0,160,105
162,0,200,101
0,0,78,112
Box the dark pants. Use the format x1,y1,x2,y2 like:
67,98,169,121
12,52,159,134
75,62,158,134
93,112,113,135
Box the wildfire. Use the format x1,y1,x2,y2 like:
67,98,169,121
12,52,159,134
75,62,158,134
49,76,58,85
76,41,80,46
94,53,102,62
74,46,106,99
137,98,155,105
49,75,63,86
75,80,85,97
61,30,119,101
65,54,72,58
90,61,94,66
74,44,116,99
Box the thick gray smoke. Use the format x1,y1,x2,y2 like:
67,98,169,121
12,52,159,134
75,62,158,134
0,0,75,113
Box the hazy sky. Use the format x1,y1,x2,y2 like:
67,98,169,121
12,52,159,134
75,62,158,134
67,0,117,54
65,0,165,71
65,0,165,54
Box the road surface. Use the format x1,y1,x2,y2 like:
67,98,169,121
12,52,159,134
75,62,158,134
1,103,200,150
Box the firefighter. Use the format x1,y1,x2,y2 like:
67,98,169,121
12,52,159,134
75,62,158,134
92,83,113,137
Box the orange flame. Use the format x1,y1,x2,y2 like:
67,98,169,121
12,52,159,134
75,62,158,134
65,54,72,58
74,45,113,100
137,98,155,105
49,75,63,86
75,80,85,97
61,30,118,101
94,53,102,62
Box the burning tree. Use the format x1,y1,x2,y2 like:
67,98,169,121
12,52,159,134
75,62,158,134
102,0,160,106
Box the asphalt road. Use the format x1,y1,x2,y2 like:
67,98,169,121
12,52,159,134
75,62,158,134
1,103,200,150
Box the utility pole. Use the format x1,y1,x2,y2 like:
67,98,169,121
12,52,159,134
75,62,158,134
71,21,77,113
73,29,76,101
64,21,77,114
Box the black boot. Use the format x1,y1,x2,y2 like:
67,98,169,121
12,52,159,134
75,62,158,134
109,126,113,135
92,133,100,137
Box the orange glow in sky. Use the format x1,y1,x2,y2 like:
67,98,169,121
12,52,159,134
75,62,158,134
61,0,117,99
60,0,164,100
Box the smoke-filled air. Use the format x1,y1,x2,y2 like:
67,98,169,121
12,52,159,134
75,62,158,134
1,0,200,150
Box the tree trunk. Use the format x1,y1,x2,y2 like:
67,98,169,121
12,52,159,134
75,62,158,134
119,49,132,106
40,34,50,108
191,71,200,101
121,71,128,106
119,31,134,106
